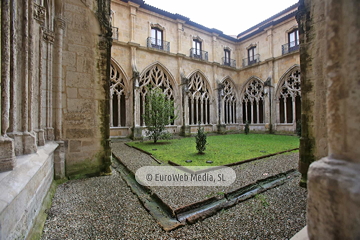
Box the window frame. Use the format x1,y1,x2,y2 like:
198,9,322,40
248,46,256,65
288,29,299,49
151,27,163,49
224,49,231,66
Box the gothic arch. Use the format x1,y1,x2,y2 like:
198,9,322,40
276,65,301,124
240,76,265,124
186,71,212,125
110,59,129,127
221,77,238,124
138,62,176,126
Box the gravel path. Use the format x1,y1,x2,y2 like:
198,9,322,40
41,167,307,239
111,141,299,209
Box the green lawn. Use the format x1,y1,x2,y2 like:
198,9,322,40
127,134,299,166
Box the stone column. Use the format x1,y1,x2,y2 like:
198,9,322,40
304,0,360,239
180,76,190,136
0,0,16,172
53,17,65,141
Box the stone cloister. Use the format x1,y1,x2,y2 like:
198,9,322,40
109,60,302,138
1,0,359,239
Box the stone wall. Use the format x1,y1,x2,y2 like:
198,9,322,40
298,0,360,238
0,0,112,238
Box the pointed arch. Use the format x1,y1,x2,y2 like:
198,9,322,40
110,59,129,127
138,62,176,126
221,77,238,124
241,76,265,124
276,65,301,124
186,70,212,125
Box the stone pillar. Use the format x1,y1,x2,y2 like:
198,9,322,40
0,0,16,172
180,76,190,136
303,0,360,238
53,17,65,141
216,83,226,133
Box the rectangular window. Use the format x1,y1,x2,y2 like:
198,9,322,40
224,49,230,65
151,28,163,49
193,39,202,57
248,47,256,65
288,29,299,48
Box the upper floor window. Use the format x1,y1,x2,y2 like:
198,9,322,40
248,46,257,65
151,27,163,49
224,49,231,65
288,29,299,49
193,39,202,57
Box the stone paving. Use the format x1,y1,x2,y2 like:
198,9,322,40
41,140,307,239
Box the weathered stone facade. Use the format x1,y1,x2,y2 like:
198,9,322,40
297,0,360,238
110,0,301,138
0,0,111,238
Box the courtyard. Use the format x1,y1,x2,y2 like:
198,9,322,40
40,136,307,239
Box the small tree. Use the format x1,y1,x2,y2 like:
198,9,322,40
244,121,250,135
143,87,177,143
195,125,207,154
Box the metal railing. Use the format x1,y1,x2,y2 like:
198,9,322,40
147,37,170,52
222,57,236,68
242,54,260,67
112,27,118,40
282,41,300,55
190,48,208,61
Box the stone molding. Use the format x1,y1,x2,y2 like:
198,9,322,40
34,4,46,24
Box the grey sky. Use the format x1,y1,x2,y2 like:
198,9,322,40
144,0,299,36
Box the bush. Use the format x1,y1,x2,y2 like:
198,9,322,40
142,87,177,143
244,121,250,135
195,125,207,154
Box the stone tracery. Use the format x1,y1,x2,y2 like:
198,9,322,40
187,72,210,125
278,69,301,123
242,78,265,124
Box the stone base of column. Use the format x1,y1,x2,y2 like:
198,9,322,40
131,127,143,140
180,125,191,137
307,157,360,239
217,124,226,134
299,136,315,188
54,141,65,180
45,127,54,141
0,136,16,172
35,129,45,146
23,131,37,155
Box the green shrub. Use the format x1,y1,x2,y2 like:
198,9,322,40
195,125,207,154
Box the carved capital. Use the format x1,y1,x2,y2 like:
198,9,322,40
34,3,46,24
43,29,55,43
55,17,66,30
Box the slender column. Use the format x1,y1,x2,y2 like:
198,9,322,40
221,99,225,124
200,99,203,124
0,0,16,172
195,99,198,124
22,0,29,134
9,0,17,134
292,97,296,124
250,101,254,124
256,100,260,124
37,27,45,145
284,98,287,123
109,95,113,127
133,84,140,126
53,17,65,141
204,100,208,124
183,95,189,126
245,101,248,123
276,100,280,123
1,0,11,136
118,95,121,127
